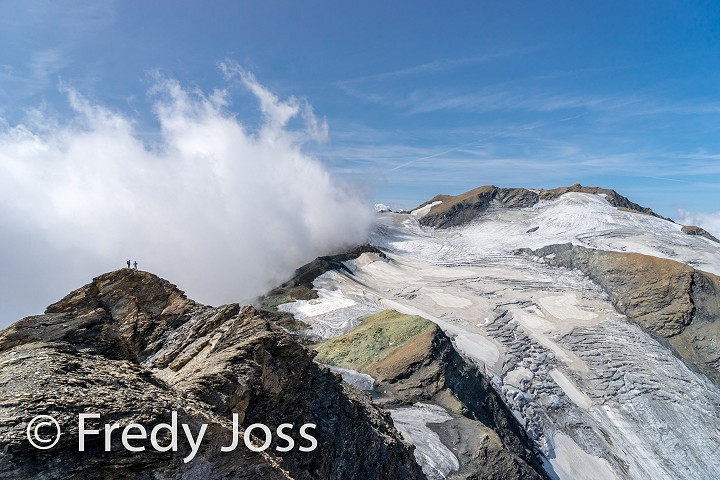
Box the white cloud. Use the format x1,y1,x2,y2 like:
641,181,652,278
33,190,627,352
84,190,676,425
677,209,720,239
0,70,373,325
219,62,328,142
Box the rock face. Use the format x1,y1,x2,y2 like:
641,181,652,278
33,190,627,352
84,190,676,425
0,269,425,480
314,310,547,480
416,183,663,229
524,243,720,385
682,225,719,243
416,186,539,229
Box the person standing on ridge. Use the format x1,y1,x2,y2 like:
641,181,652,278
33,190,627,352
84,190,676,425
127,259,131,268
133,261,138,270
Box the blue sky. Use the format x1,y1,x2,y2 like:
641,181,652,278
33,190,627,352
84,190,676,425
1,0,719,218
2,0,720,323
0,0,720,217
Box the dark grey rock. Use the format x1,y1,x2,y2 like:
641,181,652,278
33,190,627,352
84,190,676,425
418,186,539,229
681,225,719,243
0,269,425,480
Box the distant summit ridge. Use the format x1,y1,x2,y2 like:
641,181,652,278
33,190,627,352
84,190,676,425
413,183,664,229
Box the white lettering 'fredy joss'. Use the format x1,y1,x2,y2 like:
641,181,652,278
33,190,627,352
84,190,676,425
221,413,317,454
75,412,317,462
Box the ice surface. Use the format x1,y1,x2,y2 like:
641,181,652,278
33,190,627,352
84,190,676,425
277,271,382,338
324,364,374,391
280,193,720,479
547,431,617,480
278,287,357,319
389,403,459,480
549,369,592,409
363,202,720,479
376,193,720,275
411,200,443,218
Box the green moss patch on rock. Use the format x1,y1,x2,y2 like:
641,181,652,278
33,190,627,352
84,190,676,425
313,310,434,370
313,308,547,479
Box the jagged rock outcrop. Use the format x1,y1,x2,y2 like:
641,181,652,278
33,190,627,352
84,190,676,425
0,269,425,480
274,244,386,292
416,183,664,229
314,310,546,480
416,186,539,229
522,244,720,385
260,244,386,310
682,225,719,243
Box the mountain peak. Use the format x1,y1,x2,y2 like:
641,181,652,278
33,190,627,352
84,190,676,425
412,183,663,228
46,268,189,316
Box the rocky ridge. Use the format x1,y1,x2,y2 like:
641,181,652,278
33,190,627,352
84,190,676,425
0,269,425,479
415,183,666,229
681,225,719,243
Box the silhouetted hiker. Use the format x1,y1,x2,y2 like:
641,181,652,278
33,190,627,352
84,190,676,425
127,259,131,269
133,261,138,270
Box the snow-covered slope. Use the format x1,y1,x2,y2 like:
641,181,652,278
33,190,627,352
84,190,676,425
386,192,720,275
278,191,720,480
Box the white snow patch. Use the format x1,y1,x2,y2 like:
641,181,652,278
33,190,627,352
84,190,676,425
411,201,443,218
537,293,597,322
453,332,501,367
343,252,385,272
505,367,534,389
426,290,473,308
277,278,383,339
324,365,374,391
549,369,592,409
278,287,357,319
548,431,617,480
390,403,459,480
514,311,556,333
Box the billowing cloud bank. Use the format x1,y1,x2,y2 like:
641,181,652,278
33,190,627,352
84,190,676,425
0,66,373,326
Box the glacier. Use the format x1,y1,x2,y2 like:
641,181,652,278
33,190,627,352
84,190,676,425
280,192,720,479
